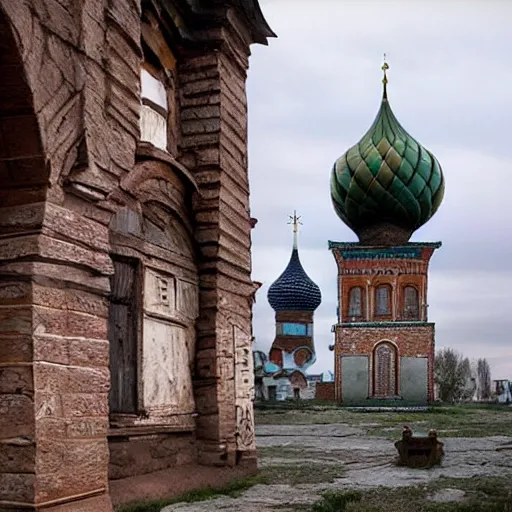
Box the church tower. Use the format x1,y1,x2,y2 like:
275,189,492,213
266,212,322,398
329,61,444,405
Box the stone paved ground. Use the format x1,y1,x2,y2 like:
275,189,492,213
162,408,512,511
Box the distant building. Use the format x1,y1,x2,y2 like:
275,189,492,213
254,212,322,400
494,380,512,404
328,61,445,406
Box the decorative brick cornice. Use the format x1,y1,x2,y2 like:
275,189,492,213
339,321,435,329
328,241,442,251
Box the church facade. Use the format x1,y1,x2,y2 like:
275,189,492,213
329,63,445,405
0,1,274,510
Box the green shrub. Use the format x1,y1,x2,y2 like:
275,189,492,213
312,490,362,512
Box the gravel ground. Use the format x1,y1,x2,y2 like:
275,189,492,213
162,422,512,511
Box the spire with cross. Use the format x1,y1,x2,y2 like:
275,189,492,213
382,53,389,99
288,210,302,249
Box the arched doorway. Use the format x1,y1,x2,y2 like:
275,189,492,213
372,341,398,398
0,10,48,205
0,7,49,507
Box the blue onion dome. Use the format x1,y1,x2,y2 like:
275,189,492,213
267,213,322,312
330,62,445,246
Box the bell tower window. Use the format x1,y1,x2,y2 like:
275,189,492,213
403,286,419,320
348,286,363,317
375,284,391,316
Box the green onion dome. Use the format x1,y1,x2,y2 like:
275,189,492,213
330,63,445,245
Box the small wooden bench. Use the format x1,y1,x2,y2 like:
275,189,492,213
394,426,444,468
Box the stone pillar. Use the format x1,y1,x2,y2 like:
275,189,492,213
392,282,398,321
0,0,141,508
0,207,114,512
179,33,256,468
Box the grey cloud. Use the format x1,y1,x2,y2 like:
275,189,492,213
248,0,512,379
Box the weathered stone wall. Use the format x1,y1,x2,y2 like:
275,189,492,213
0,0,142,508
109,432,197,480
0,0,272,509
106,152,200,481
178,45,257,468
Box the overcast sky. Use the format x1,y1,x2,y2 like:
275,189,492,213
246,0,512,380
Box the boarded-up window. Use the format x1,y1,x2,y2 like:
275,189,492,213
348,287,363,317
373,342,397,397
141,11,179,154
109,258,139,414
403,286,419,319
140,68,168,151
375,285,391,316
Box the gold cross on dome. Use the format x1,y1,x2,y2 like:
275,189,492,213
288,210,302,233
382,53,389,85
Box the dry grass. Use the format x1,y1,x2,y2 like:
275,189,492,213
260,462,345,485
255,403,512,438
310,476,512,512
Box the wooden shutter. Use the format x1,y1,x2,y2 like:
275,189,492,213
109,258,139,414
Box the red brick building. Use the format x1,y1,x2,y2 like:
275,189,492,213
328,63,445,405
0,1,274,510
330,243,440,404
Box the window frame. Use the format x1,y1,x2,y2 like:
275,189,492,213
347,286,363,318
403,285,420,320
282,322,308,336
374,284,392,317
139,58,178,155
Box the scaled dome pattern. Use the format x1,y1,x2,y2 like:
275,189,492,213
267,247,322,312
330,68,445,244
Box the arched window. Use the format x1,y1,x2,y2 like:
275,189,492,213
375,285,391,316
373,342,398,397
348,287,363,317
403,286,419,320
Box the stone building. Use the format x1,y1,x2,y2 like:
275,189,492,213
0,1,274,510
264,212,322,400
328,63,445,405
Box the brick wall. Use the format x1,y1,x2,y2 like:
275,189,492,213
315,382,335,401
276,311,314,323
334,324,435,402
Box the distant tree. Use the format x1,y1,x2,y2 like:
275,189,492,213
458,357,475,402
477,358,492,400
435,349,471,403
